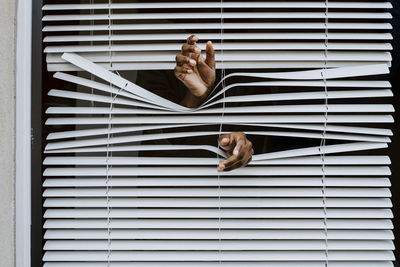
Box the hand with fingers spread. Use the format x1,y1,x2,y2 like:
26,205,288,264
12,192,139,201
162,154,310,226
175,35,216,108
217,132,254,172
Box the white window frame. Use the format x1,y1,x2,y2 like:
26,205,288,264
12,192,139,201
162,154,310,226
16,0,32,266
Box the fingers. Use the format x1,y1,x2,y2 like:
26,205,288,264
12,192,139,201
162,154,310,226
181,36,214,71
219,155,250,172
175,54,196,81
218,134,235,151
187,34,199,45
174,64,194,81
218,146,253,172
205,41,215,69
219,140,245,171
217,132,254,172
174,65,193,74
232,138,245,156
181,43,202,62
223,147,253,172
182,44,201,55
175,54,196,67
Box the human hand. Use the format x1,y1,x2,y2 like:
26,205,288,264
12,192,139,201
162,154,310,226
217,132,254,172
175,35,216,107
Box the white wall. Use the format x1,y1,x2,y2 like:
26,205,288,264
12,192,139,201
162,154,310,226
0,0,16,266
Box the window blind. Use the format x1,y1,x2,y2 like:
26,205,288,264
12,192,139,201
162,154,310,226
41,1,394,266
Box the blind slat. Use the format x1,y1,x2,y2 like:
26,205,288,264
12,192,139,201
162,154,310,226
42,2,393,10
43,218,393,229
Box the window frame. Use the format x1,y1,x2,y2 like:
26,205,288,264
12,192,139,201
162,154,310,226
30,0,44,264
15,0,33,265
21,1,400,266
15,0,42,266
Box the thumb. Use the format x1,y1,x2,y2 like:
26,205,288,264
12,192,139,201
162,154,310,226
218,134,235,150
205,41,215,69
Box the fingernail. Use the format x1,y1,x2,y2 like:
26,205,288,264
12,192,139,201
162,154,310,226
233,149,239,155
187,69,193,73
222,138,229,143
190,59,196,65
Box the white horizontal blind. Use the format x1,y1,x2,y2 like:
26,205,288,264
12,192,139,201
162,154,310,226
41,1,394,266
42,0,393,71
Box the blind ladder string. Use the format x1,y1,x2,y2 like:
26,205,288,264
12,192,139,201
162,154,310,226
105,0,123,265
89,0,95,107
319,0,329,266
216,0,226,264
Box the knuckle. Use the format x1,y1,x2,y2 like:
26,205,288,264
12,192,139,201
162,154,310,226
175,72,184,80
175,54,181,61
183,44,191,52
234,131,246,139
218,134,227,142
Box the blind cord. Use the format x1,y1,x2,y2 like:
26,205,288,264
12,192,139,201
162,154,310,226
320,0,329,266
89,0,95,107
105,3,125,266
216,0,225,264
106,0,115,265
